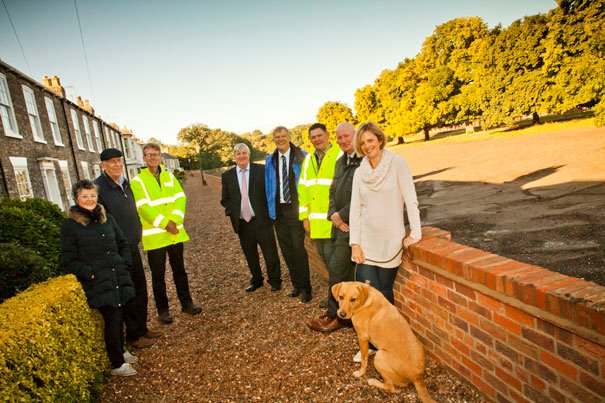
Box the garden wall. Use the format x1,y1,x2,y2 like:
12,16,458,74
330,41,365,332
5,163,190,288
205,174,605,402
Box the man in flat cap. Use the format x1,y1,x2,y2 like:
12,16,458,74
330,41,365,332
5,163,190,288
95,148,162,348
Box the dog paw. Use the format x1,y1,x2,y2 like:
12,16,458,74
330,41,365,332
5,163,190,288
353,370,364,378
368,378,380,387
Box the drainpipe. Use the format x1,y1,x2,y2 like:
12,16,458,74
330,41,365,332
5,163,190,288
59,98,81,180
0,156,9,197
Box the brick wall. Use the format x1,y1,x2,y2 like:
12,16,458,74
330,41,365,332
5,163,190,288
205,173,605,402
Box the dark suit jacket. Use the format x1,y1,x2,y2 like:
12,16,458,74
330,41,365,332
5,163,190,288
221,163,271,234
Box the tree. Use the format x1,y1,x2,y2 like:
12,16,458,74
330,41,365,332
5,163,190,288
316,102,355,136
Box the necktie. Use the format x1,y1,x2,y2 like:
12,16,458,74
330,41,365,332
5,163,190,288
240,169,252,222
281,155,290,203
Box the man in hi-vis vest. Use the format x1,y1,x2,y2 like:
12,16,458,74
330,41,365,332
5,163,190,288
131,143,202,325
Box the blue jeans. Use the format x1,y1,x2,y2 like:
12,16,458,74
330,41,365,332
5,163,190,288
355,263,398,304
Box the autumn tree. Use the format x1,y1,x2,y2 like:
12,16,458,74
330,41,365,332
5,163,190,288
316,102,355,136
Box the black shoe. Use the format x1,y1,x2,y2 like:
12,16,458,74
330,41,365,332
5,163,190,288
158,311,173,324
300,291,312,303
319,299,328,309
287,288,300,298
270,284,281,292
182,304,203,315
245,284,263,293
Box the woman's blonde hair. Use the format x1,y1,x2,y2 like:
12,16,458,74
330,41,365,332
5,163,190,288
354,122,386,157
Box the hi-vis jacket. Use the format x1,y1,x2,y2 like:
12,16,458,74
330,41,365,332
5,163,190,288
298,143,341,239
131,165,189,251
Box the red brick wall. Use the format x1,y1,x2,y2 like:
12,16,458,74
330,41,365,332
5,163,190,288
205,173,605,401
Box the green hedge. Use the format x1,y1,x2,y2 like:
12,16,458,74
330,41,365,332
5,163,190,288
0,275,108,401
0,243,53,303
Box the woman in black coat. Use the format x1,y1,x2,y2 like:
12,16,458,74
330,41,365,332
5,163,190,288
60,180,137,376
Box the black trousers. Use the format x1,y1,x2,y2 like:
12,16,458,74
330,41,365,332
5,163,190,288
274,203,311,292
238,217,281,287
326,242,355,318
147,242,193,313
97,305,125,369
123,245,149,341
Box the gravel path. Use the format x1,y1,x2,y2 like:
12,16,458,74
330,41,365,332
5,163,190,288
100,172,485,402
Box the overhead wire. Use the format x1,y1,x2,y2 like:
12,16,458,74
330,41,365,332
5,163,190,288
1,0,32,76
74,0,95,104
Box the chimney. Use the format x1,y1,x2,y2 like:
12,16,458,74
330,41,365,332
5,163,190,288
84,99,94,115
42,75,66,97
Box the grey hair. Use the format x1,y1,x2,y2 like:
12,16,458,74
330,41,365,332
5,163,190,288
72,179,98,201
233,143,250,154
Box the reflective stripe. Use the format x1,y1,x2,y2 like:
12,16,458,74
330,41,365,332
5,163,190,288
153,214,165,228
172,209,184,218
305,179,317,186
174,192,185,200
142,224,183,237
299,206,308,213
309,213,328,220
317,178,332,186
136,198,150,208
137,196,178,207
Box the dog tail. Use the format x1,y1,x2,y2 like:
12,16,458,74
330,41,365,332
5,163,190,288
413,379,435,403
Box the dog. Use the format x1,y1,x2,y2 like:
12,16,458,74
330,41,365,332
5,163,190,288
332,281,434,403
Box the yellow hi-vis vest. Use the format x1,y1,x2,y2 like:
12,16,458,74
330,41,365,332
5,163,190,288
298,143,341,239
130,165,189,251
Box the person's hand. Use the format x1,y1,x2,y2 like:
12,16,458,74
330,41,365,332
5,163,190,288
303,218,310,233
338,222,349,233
351,244,364,264
331,212,344,228
166,220,179,234
403,236,420,249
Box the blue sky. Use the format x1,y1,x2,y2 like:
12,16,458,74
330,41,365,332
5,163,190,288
0,0,556,143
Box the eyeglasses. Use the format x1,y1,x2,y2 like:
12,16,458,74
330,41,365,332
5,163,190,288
144,153,161,158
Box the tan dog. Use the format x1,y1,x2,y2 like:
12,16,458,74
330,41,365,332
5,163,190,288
332,281,434,402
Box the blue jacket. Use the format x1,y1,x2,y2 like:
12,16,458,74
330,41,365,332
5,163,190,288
265,143,307,220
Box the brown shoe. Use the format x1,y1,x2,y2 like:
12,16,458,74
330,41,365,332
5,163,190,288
145,329,163,338
307,314,345,333
129,336,155,349
181,304,203,315
159,311,174,324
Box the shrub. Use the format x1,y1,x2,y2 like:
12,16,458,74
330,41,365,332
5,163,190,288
0,197,65,228
595,98,605,127
0,275,107,401
0,206,63,277
173,168,187,185
0,243,53,303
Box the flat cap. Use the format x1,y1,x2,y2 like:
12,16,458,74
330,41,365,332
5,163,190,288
100,148,123,161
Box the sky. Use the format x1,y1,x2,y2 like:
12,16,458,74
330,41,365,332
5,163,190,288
1,0,557,144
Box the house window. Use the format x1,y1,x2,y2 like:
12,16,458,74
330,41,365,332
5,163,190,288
58,160,74,207
39,160,64,210
44,97,63,145
103,126,112,147
70,109,85,150
92,163,101,178
93,120,103,151
81,161,91,179
9,156,33,200
0,73,20,138
22,86,45,142
82,116,95,152
123,137,132,159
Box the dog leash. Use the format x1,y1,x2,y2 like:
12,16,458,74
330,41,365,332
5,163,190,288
362,244,405,264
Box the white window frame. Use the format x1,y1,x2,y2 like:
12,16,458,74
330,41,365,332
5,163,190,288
92,163,101,179
22,85,45,143
58,160,74,207
9,156,33,200
70,109,85,150
80,160,91,179
39,160,64,211
92,120,103,151
103,125,112,147
82,115,95,152
44,96,63,146
0,73,20,138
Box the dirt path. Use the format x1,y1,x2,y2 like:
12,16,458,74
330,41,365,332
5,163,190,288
101,172,485,402
394,126,605,285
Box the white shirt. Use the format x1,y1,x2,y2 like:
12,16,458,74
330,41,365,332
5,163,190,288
278,148,291,203
236,164,255,218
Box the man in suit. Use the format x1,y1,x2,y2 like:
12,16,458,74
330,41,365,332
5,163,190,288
221,143,281,292
265,126,312,303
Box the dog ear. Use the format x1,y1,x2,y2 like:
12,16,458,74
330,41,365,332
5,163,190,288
331,283,342,300
357,283,369,305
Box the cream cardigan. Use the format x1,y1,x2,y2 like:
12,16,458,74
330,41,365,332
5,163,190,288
349,149,421,268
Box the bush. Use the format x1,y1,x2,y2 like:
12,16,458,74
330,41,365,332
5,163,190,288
594,98,605,127
0,206,63,277
0,243,53,303
173,168,187,185
0,275,107,401
0,197,65,228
